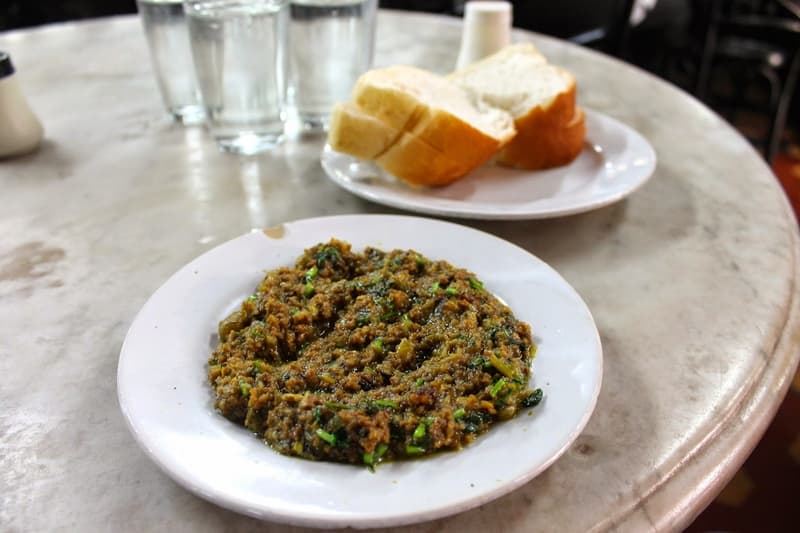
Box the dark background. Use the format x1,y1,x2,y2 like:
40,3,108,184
0,0,699,90
0,1,721,99
0,1,675,39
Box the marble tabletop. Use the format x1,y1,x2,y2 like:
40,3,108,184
1,9,799,533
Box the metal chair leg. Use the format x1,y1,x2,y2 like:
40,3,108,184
696,0,724,99
766,50,800,163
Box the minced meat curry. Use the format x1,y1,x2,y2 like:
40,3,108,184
208,239,542,467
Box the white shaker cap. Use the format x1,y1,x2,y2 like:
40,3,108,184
455,1,512,70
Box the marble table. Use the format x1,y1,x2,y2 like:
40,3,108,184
1,10,799,533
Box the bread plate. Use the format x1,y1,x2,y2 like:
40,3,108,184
117,215,602,528
321,109,655,220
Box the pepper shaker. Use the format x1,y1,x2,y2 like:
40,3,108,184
0,51,44,158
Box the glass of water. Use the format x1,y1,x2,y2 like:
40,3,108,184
288,0,377,131
137,0,205,124
185,0,289,154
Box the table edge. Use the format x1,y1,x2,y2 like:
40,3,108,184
608,191,800,532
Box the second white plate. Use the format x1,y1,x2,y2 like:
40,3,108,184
117,215,603,528
321,109,656,220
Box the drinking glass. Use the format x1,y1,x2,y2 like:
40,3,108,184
137,0,205,124
288,0,377,131
185,0,289,154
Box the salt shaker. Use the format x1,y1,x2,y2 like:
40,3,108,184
0,51,44,158
455,1,512,70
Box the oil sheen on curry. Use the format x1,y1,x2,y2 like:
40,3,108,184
208,239,542,468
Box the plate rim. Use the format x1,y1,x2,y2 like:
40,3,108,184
321,109,656,220
117,214,603,528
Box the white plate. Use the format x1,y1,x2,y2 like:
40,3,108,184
321,109,656,220
117,215,603,528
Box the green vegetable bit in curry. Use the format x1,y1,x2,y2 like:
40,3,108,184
208,239,541,467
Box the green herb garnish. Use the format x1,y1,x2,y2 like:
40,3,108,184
405,444,425,455
489,378,506,398
373,399,398,409
469,356,490,369
363,451,375,467
467,277,483,290
363,442,389,469
315,247,341,267
453,408,466,420
521,388,544,408
305,266,318,282
488,351,516,378
375,443,388,459
239,381,251,397
412,421,427,441
316,428,337,446
462,411,489,434
251,360,266,374
429,281,439,294
445,286,458,296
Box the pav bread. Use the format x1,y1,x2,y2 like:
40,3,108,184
327,44,585,186
330,66,515,186
450,43,586,169
328,102,396,160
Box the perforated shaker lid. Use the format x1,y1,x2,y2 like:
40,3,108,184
0,52,15,78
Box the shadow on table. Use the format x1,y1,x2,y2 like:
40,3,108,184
0,140,76,181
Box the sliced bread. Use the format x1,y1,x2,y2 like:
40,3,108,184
328,102,398,160
349,66,516,186
376,130,480,187
328,101,479,186
450,43,586,169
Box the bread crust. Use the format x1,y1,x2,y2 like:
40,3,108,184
497,86,586,170
408,105,507,174
376,130,487,187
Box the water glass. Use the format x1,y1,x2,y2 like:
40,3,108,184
137,0,205,124
288,0,377,131
185,0,289,155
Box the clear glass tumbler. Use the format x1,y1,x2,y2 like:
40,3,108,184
137,0,205,124
185,0,289,155
288,0,377,131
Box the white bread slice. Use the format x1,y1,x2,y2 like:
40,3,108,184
328,101,473,186
450,43,585,169
328,102,398,160
348,66,516,186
